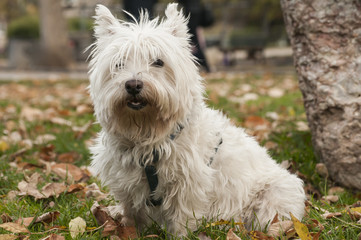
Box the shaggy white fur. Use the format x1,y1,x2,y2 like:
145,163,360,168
88,3,306,235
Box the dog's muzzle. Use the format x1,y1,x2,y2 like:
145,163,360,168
125,79,147,110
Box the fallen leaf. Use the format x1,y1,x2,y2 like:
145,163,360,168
69,217,86,239
67,183,86,194
290,212,312,240
321,211,342,219
51,163,87,183
322,195,339,203
0,140,10,152
0,234,18,240
267,220,293,237
34,134,56,145
328,186,345,195
0,214,12,223
267,87,284,98
20,106,43,122
17,180,44,200
198,232,211,240
50,117,73,127
15,217,34,227
40,234,65,240
249,230,273,240
85,183,108,201
76,104,92,115
57,152,79,163
41,182,67,198
36,211,60,224
226,228,242,240
0,222,29,233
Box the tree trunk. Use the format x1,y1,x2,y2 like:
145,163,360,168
280,0,361,190
39,0,73,68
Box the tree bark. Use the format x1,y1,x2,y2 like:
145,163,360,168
280,0,361,190
39,0,73,68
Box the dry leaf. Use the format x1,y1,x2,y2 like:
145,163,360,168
328,186,345,195
0,234,18,240
290,212,312,240
15,217,34,227
249,230,274,240
17,180,44,200
0,222,29,233
267,88,284,98
49,117,73,127
67,183,86,194
36,211,60,224
41,182,67,198
226,228,242,240
20,107,43,122
321,211,342,219
40,234,65,240
51,163,87,183
69,217,86,239
322,195,339,203
198,232,212,240
0,140,10,152
85,183,108,201
34,134,56,145
0,214,12,223
267,220,293,237
57,152,79,163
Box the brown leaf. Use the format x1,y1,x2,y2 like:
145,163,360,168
267,220,293,237
57,152,79,163
85,183,108,201
90,202,137,238
0,234,18,240
197,232,211,240
321,211,342,219
41,182,67,198
15,217,34,227
328,186,345,195
17,180,44,200
249,230,274,240
67,183,86,194
1,213,13,223
39,144,56,162
322,195,339,203
20,107,43,122
51,163,87,183
0,222,29,233
226,228,242,240
36,211,60,224
39,234,65,240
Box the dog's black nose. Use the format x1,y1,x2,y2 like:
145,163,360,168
125,80,143,95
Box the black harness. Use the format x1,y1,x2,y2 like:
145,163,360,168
140,126,222,207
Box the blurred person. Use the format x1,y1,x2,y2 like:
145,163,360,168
178,0,211,72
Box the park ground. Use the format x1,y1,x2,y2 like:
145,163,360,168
0,50,361,239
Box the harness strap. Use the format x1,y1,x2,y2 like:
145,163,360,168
142,149,162,206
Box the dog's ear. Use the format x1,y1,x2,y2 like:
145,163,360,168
163,3,189,39
93,4,120,38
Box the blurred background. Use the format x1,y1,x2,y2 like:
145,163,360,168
0,0,293,77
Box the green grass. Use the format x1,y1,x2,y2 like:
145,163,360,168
0,76,360,239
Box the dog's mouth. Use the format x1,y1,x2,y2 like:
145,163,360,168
126,97,147,110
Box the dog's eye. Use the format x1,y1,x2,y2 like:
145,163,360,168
152,59,164,68
115,62,124,69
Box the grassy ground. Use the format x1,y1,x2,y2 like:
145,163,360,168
0,74,360,239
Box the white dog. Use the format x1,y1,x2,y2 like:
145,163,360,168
88,3,305,235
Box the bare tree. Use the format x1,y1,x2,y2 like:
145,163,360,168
280,0,361,190
39,0,73,68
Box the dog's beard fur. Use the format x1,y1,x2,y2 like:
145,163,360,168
88,3,306,236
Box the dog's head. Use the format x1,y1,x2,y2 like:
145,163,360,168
88,4,203,143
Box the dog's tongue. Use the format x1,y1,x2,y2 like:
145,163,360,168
127,99,146,110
